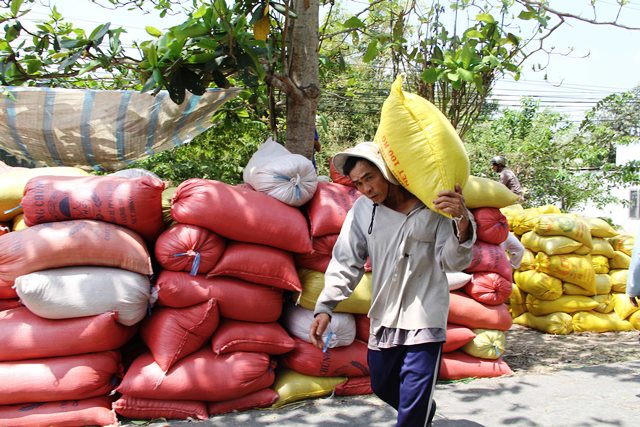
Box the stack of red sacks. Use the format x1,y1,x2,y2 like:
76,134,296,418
442,207,514,380
114,178,312,420
273,179,373,406
0,174,164,426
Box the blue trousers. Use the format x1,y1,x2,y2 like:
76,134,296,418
367,342,442,427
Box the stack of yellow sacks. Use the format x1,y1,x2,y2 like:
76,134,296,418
502,204,639,334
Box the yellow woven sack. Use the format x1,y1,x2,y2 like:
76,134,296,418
272,369,346,408
11,214,27,231
526,294,599,316
514,270,562,301
537,205,562,214
509,283,527,318
629,310,640,330
590,238,615,258
563,282,595,297
608,235,634,256
512,208,543,236
592,294,614,313
0,166,89,222
462,176,520,209
609,269,628,293
595,274,613,295
513,311,573,335
585,217,617,238
535,252,596,293
500,204,524,230
374,75,469,217
162,186,178,227
609,251,631,269
520,231,582,255
519,249,536,271
461,329,506,360
572,311,633,333
534,214,592,249
591,255,610,274
612,293,640,320
296,269,372,314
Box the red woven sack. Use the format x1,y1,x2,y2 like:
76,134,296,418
208,242,301,292
334,376,372,396
210,319,295,355
22,175,165,242
141,299,220,372
207,388,279,415
0,220,152,282
0,298,21,311
113,395,208,421
439,351,513,380
329,157,356,188
0,280,17,299
448,291,513,331
117,348,275,402
354,314,370,342
471,207,510,245
155,271,283,323
464,272,513,306
294,234,339,272
0,351,121,404
0,307,136,361
280,338,369,377
443,324,476,353
306,182,361,237
295,252,332,273
465,240,513,282
0,397,118,427
171,178,311,253
155,224,226,274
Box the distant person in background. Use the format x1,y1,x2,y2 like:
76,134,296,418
312,128,321,171
627,228,640,307
491,156,524,202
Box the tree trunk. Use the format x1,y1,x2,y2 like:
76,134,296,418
284,0,320,159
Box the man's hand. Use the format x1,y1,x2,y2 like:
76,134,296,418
309,313,331,349
434,183,471,242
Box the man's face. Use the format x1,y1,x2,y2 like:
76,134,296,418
349,159,389,204
492,163,500,173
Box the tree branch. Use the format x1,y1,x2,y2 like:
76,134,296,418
517,0,640,30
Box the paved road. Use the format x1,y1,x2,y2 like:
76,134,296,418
129,359,640,427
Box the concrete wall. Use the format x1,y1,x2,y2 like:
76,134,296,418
576,144,640,236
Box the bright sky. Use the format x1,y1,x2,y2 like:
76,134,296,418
24,0,640,122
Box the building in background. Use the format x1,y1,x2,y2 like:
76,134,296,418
579,144,640,236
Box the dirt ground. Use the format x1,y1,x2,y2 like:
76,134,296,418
503,324,640,374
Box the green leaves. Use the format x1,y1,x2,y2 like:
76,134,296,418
145,26,163,37
362,40,378,63
10,0,24,17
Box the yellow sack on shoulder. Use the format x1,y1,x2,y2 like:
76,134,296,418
462,176,520,209
374,75,469,217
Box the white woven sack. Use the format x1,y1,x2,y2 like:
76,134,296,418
446,272,473,291
243,138,318,207
281,302,355,348
15,266,152,326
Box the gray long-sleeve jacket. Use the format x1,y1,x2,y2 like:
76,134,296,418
314,195,476,335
